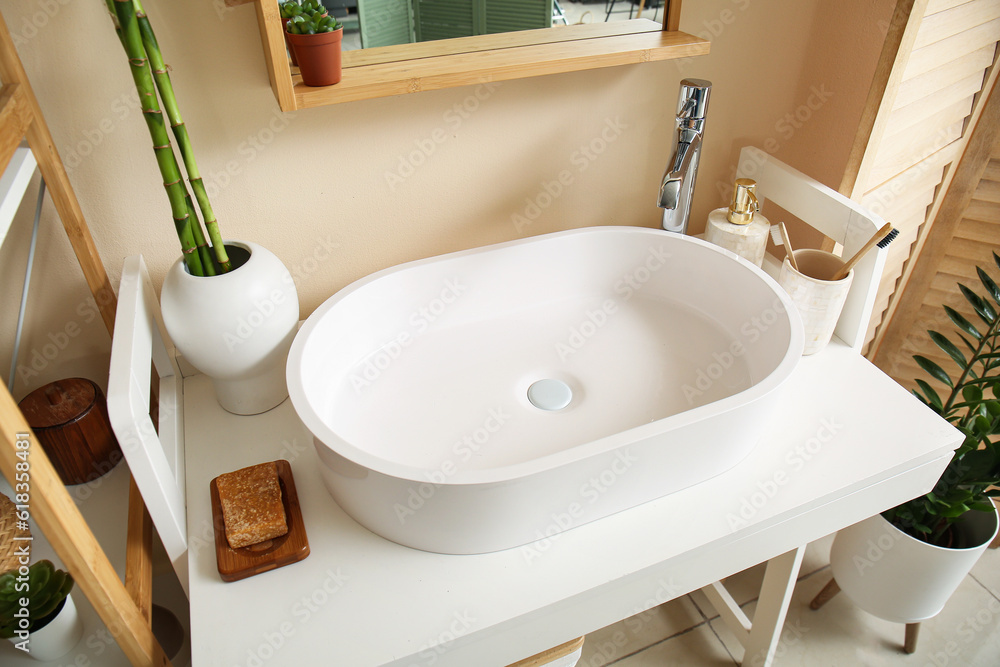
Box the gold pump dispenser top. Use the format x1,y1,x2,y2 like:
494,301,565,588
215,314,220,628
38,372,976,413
727,178,760,225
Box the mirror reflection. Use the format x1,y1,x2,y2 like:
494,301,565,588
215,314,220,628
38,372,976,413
303,0,665,51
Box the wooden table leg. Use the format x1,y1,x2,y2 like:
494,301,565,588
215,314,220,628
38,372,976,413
809,578,840,610
904,623,920,654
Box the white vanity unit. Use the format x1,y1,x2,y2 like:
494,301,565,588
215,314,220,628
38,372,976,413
180,340,958,667
175,150,959,666
1,148,956,667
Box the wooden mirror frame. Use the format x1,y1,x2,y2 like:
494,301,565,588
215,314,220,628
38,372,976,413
246,0,708,110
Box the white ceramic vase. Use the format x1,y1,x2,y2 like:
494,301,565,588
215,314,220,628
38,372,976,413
160,241,299,415
6,594,85,661
830,507,998,623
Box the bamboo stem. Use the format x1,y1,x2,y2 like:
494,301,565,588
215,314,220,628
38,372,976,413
110,0,204,276
133,0,231,272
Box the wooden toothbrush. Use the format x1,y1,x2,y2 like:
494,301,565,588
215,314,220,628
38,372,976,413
831,223,898,281
769,222,799,271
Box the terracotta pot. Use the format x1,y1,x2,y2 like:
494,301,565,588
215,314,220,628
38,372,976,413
286,27,343,87
282,18,298,67
283,11,327,67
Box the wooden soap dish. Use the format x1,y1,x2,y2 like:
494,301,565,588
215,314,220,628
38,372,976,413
210,459,309,582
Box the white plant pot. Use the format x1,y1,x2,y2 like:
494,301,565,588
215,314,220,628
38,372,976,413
161,241,299,415
830,507,999,623
6,594,85,661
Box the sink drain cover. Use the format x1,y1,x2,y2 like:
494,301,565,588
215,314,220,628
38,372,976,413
527,379,572,411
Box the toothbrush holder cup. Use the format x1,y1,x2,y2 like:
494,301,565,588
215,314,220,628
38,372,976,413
778,249,854,355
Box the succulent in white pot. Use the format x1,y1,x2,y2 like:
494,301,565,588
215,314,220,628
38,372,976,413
1,560,83,661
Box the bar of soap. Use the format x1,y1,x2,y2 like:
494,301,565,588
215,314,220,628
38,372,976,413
215,462,288,549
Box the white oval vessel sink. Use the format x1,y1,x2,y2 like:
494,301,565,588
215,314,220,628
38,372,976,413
287,226,803,554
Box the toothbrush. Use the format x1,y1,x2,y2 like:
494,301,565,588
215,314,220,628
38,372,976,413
831,223,898,281
769,222,799,272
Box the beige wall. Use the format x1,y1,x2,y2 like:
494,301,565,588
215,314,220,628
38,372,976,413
0,0,893,399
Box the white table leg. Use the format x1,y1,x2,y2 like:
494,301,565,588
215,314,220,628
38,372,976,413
741,546,806,667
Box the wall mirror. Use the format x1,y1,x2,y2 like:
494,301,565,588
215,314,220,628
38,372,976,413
340,0,667,52
246,0,709,110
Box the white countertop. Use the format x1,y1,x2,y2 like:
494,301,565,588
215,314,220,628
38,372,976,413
183,339,960,667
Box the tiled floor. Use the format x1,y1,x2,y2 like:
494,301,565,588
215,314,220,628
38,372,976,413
578,534,1000,666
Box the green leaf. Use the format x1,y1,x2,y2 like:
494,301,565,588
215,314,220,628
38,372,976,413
914,355,954,387
915,379,944,410
944,305,983,341
985,301,998,322
960,284,996,325
956,333,978,355
28,562,51,593
960,447,996,479
978,267,1000,307
929,330,968,369
0,575,15,599
963,385,984,403
940,503,971,517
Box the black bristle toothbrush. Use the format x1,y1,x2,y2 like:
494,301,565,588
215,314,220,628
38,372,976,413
831,222,899,281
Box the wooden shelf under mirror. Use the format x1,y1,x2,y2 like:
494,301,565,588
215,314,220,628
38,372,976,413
245,0,708,110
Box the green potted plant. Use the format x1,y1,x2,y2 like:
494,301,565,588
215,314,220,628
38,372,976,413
280,0,327,20
827,252,1000,626
279,0,328,66
101,1,299,415
286,11,345,87
1,560,81,661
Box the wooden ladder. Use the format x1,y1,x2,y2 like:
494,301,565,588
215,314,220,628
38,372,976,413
0,10,171,667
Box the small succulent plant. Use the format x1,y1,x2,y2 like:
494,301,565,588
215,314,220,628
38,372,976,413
286,12,343,34
279,0,326,19
0,561,74,639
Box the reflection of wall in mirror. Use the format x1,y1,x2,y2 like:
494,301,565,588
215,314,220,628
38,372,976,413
355,0,554,49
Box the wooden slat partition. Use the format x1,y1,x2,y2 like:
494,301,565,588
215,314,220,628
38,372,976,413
874,78,1000,388
836,0,1000,368
839,0,928,201
0,9,168,667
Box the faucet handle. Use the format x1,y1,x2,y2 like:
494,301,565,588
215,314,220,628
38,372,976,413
677,78,712,120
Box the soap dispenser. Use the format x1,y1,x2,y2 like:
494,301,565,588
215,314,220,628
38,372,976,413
704,178,770,267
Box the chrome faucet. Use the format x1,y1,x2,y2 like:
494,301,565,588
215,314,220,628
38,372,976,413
658,78,712,234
